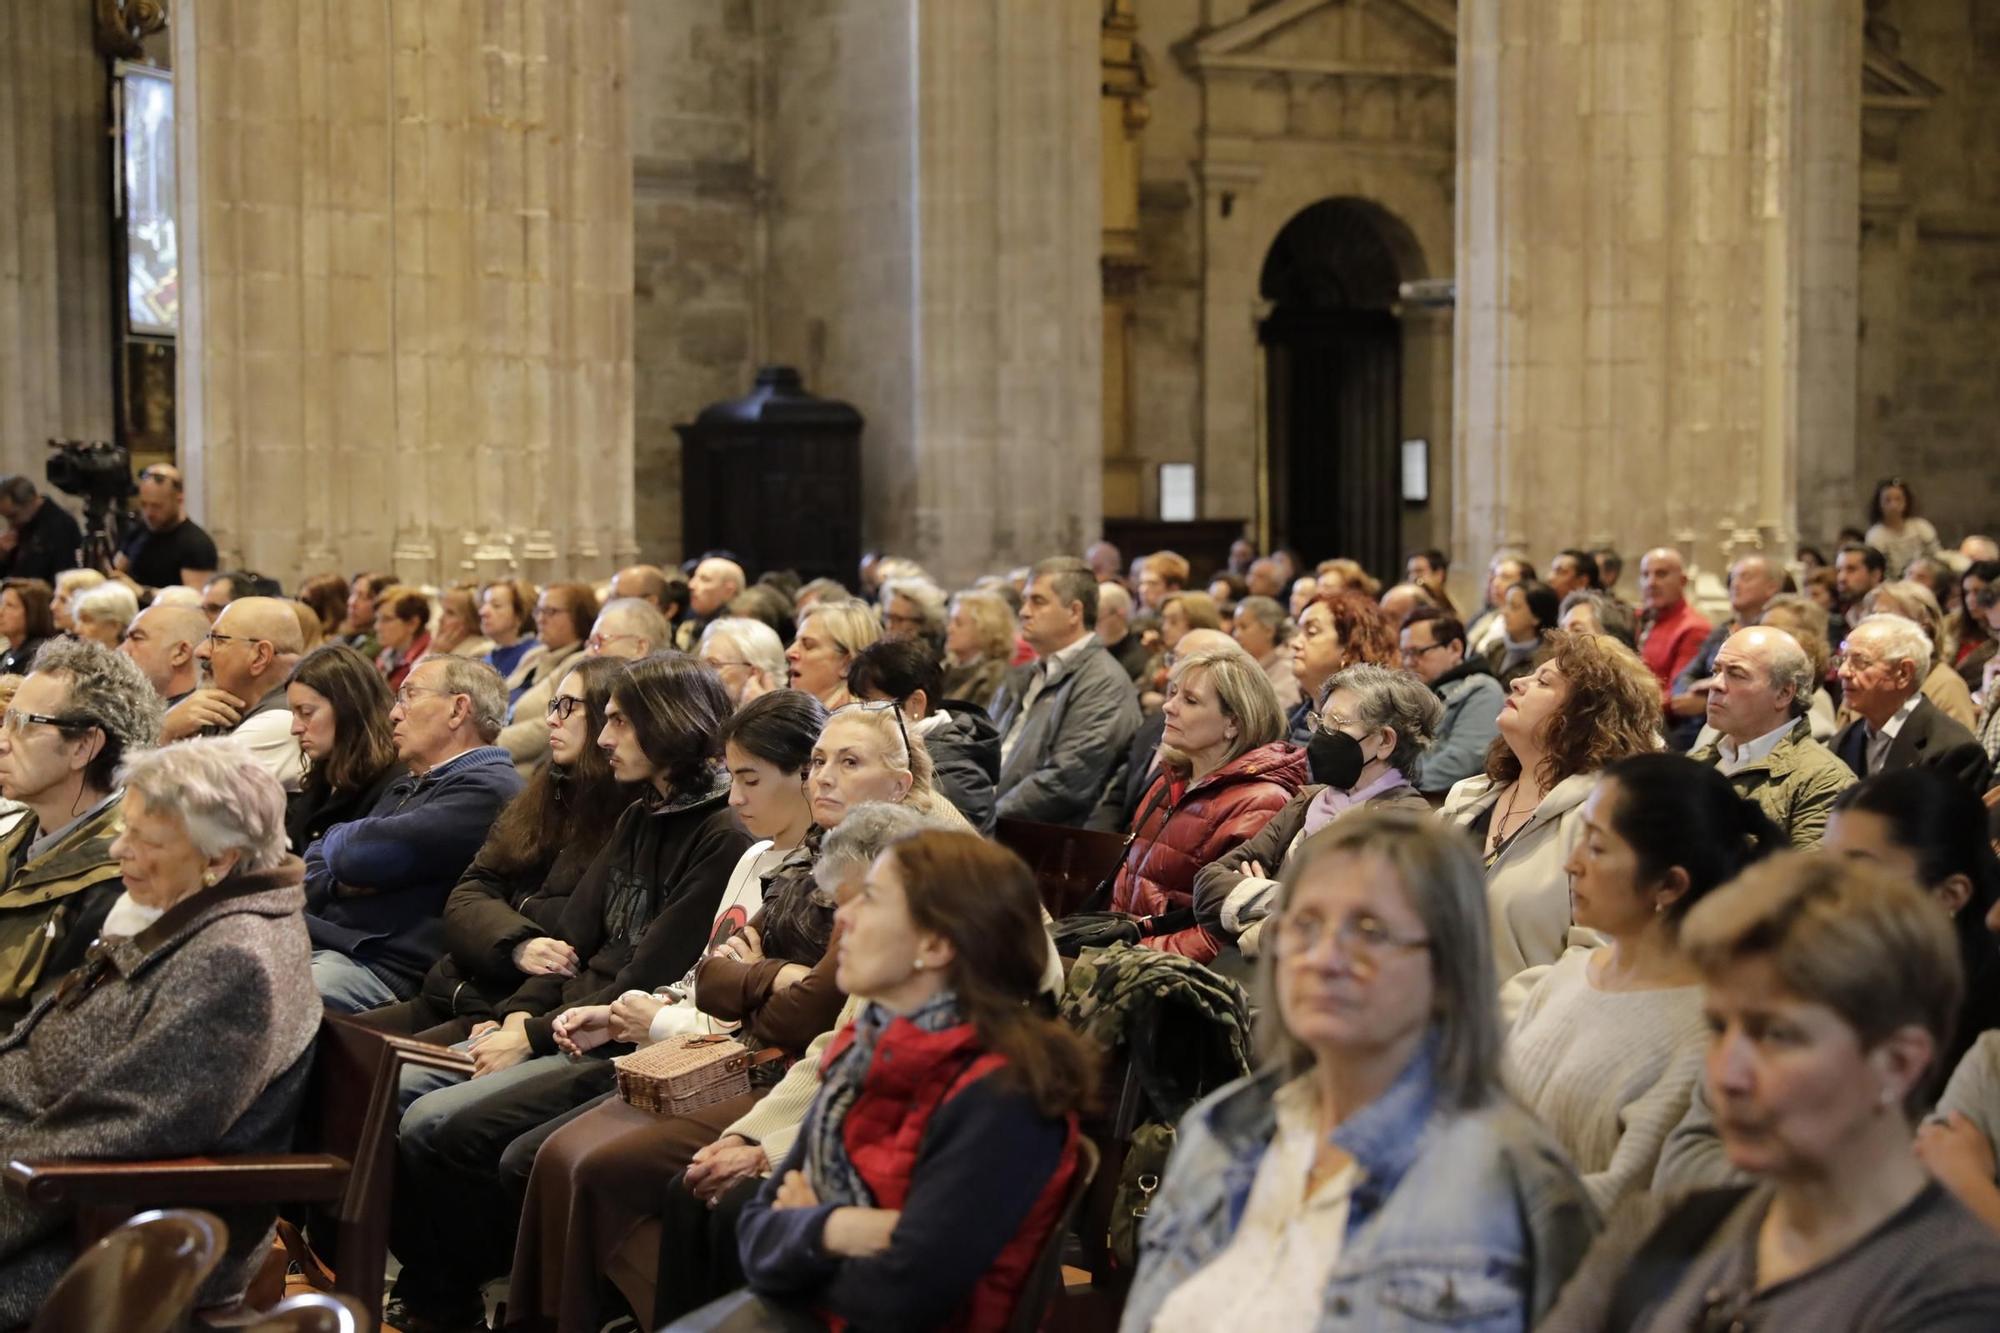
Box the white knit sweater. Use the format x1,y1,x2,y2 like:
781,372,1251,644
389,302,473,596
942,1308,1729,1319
1503,946,1708,1212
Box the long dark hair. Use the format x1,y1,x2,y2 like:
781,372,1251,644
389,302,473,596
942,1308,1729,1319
1599,754,1784,931
483,655,631,875
286,644,397,796
886,831,1096,1117
1868,477,1917,526
1833,770,2000,970
718,688,826,775
611,652,732,794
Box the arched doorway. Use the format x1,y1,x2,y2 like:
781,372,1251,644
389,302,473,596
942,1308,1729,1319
1259,198,1423,581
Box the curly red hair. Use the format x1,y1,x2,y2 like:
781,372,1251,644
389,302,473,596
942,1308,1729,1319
1486,629,1661,787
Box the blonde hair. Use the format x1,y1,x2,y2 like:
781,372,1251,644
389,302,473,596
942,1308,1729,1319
800,598,884,667
1161,591,1224,634
820,706,973,831
1860,582,1946,669
54,568,106,599
1156,645,1283,777
949,590,1016,663
1758,593,1831,684
1682,852,1962,1117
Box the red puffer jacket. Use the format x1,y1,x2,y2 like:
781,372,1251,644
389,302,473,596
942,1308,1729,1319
1111,741,1308,962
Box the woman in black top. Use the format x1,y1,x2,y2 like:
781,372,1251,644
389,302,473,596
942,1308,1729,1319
354,654,632,1042
282,644,404,853
0,578,54,677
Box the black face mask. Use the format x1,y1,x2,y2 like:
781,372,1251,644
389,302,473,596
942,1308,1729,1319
1306,728,1367,791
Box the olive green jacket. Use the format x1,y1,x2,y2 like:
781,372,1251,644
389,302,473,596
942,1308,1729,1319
1691,718,1856,849
0,796,125,1032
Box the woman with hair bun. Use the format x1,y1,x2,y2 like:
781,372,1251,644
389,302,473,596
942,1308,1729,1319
1504,754,1785,1210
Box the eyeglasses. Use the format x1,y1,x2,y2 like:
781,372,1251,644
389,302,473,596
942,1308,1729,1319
840,700,912,763
546,695,583,721
1831,649,1882,673
703,657,757,672
1272,911,1430,973
202,630,258,649
0,708,99,737
395,684,455,708
586,632,643,654
1400,640,1448,664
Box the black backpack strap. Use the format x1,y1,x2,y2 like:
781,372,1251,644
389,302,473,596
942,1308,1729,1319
1606,1187,1754,1330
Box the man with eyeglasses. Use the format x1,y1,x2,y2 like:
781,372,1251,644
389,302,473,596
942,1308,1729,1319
0,639,164,1031
117,602,208,709
163,596,306,791
1832,613,1989,791
304,656,522,1013
111,464,218,592
1399,607,1502,795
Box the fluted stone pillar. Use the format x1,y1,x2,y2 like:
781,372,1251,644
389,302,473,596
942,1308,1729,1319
1453,0,1861,580
762,0,1101,588
174,0,635,587
0,0,115,476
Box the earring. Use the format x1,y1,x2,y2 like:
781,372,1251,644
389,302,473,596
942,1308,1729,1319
203,872,218,887
912,959,926,972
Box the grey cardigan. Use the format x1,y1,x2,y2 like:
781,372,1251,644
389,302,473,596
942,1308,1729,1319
0,859,321,1324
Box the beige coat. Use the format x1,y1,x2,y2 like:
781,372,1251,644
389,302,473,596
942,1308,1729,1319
1441,771,1600,985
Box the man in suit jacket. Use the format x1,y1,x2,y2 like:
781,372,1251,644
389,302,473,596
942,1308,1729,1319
1832,613,1991,793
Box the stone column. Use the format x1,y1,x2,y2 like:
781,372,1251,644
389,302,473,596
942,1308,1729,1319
1453,0,1861,582
0,0,115,476
761,0,1101,589
174,0,634,587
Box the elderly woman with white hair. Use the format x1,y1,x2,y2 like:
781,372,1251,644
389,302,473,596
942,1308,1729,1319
70,581,139,649
878,576,948,656
0,737,318,1325
699,616,790,709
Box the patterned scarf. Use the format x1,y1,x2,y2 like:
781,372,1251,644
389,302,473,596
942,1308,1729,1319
804,989,965,1207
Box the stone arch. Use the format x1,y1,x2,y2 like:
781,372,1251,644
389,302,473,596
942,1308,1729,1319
1257,196,1431,578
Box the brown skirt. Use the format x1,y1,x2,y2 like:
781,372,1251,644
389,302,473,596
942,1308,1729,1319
505,1086,765,1333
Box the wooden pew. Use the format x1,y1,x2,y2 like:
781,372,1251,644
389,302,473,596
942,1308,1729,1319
995,818,1128,919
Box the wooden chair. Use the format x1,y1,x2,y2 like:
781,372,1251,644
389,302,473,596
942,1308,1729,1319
29,1207,228,1333
239,1291,373,1333
1005,1137,1100,1333
995,818,1128,919
5,1010,473,1320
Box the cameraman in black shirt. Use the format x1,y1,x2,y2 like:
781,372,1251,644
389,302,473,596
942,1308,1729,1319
0,477,84,584
114,464,218,591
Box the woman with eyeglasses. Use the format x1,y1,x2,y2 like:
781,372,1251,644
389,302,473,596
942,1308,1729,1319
1122,808,1596,1331
497,582,600,778
0,578,55,677
1544,856,2000,1332
346,656,631,1046
1442,629,1663,982
0,638,165,1032
698,616,790,709
386,652,751,1332
283,644,405,854
1195,663,1439,960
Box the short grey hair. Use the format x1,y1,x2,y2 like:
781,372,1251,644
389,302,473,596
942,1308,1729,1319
1030,556,1098,624
879,578,948,638
73,582,139,632
813,801,951,895
1743,627,1817,718
1096,582,1133,620
417,656,508,742
1234,594,1293,644
117,737,288,872
1558,589,1636,644
1852,613,1934,674
1321,663,1445,774
597,597,671,652
1256,807,1500,1110
700,616,787,684
29,637,166,790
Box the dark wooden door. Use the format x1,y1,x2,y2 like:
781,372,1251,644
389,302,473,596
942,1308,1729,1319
1261,306,1401,579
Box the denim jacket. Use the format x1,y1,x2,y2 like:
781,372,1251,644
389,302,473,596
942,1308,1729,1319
1119,1037,1598,1331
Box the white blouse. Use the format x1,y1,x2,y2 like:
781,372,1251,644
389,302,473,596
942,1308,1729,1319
1151,1077,1359,1332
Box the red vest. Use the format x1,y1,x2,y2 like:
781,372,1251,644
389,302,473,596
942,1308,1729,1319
818,1017,1079,1331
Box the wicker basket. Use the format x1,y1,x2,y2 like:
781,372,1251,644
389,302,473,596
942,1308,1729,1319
614,1033,761,1116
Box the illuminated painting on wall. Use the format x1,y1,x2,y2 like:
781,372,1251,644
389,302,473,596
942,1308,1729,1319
121,64,176,337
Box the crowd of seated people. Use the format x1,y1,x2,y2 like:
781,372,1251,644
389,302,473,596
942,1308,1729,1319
7,480,2000,1330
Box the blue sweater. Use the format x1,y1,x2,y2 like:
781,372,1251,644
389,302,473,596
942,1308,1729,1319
303,745,523,986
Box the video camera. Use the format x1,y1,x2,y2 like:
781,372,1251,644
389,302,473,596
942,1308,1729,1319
45,439,138,571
